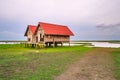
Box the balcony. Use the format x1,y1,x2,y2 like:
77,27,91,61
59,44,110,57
44,37,69,42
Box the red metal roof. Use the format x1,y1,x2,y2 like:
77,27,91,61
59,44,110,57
24,25,36,36
28,25,36,34
39,22,74,36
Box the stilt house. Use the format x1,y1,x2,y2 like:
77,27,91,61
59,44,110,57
24,22,74,47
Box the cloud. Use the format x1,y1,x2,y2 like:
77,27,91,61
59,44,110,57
0,31,21,36
94,22,120,40
96,22,120,33
0,0,120,40
0,0,120,24
0,31,25,40
96,22,120,28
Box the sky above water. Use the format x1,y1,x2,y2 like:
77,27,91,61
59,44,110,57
0,0,120,40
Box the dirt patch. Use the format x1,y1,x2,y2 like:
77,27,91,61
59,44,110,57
54,48,116,80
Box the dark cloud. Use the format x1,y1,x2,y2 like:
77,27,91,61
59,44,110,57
96,23,120,34
96,22,120,28
95,23,120,40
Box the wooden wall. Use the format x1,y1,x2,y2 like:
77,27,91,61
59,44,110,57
44,35,70,42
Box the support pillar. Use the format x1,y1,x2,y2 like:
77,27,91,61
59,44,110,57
69,41,70,46
49,43,51,47
53,42,55,47
46,43,48,47
53,38,55,47
55,42,58,47
61,42,63,47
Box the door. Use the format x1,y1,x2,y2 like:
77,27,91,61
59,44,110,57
36,37,38,42
40,34,41,41
40,34,44,41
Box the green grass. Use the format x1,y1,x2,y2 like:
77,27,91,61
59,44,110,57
112,49,120,80
0,44,93,80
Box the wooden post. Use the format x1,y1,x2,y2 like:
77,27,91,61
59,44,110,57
27,43,29,47
69,41,70,46
35,43,37,48
49,43,51,47
55,42,57,47
25,43,26,47
45,43,47,47
61,42,63,47
53,42,55,47
53,38,55,47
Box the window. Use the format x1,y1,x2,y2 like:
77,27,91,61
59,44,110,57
36,37,38,42
40,34,42,38
28,38,31,41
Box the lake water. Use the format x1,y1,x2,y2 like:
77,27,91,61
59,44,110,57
68,42,120,48
0,41,120,48
0,42,20,44
88,42,120,48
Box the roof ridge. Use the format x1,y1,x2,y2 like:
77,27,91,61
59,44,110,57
39,22,67,27
38,22,74,36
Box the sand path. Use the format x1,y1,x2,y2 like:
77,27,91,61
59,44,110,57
54,48,115,80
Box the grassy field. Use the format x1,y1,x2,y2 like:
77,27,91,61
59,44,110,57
112,48,120,80
0,44,93,80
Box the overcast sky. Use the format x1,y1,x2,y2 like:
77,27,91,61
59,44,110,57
0,0,120,40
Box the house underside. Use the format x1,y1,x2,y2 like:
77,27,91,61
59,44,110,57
34,35,70,47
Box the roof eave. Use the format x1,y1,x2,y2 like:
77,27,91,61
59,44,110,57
24,26,29,36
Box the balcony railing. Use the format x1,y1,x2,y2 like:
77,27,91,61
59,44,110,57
44,38,69,42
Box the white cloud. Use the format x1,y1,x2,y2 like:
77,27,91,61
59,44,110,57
0,0,120,40
0,31,25,40
0,0,120,24
0,31,21,36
